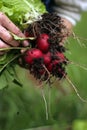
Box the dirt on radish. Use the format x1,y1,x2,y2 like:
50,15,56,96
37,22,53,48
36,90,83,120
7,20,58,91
22,13,70,83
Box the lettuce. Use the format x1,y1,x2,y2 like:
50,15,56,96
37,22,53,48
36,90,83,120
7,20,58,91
0,0,46,28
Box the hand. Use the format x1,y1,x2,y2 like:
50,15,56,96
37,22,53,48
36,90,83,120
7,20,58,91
60,17,73,45
0,12,28,55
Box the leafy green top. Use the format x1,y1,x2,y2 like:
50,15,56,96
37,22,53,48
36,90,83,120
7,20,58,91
0,0,46,28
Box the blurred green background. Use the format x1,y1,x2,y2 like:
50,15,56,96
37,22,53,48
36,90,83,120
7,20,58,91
0,12,87,130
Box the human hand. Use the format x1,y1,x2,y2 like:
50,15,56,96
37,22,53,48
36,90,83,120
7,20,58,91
60,17,73,45
0,12,28,55
62,18,73,34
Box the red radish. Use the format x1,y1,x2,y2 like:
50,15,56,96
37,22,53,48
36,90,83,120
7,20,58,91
24,31,30,37
36,33,50,53
39,69,45,75
24,48,43,64
43,52,51,66
55,52,65,61
24,30,34,38
47,60,59,72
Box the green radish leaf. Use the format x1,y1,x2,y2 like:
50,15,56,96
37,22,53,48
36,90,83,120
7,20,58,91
0,72,8,89
0,51,22,89
6,65,23,87
0,54,7,64
0,65,22,90
0,0,46,28
10,32,35,41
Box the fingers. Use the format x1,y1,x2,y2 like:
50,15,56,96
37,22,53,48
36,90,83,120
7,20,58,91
0,24,19,46
0,12,29,46
0,12,29,56
0,39,10,48
0,39,10,55
61,18,73,35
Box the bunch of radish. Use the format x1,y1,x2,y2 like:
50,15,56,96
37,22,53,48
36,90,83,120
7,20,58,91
22,13,69,82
